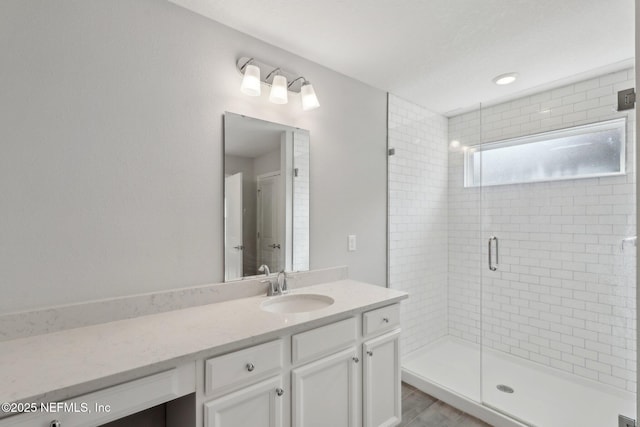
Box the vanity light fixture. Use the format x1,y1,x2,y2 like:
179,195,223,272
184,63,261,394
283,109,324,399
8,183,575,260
239,58,261,96
492,72,519,85
236,56,320,111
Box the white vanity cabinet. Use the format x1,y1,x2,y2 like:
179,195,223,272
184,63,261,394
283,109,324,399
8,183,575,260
291,347,360,427
200,303,401,427
361,304,402,427
204,376,285,427
363,330,401,427
290,317,360,427
0,279,406,427
194,303,401,427
203,339,286,427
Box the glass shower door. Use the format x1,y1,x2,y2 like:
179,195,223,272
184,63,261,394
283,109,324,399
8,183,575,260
446,103,484,403
478,80,637,427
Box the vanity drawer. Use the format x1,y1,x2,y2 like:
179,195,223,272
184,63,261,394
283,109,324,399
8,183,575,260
205,339,284,396
292,317,356,364
363,304,400,337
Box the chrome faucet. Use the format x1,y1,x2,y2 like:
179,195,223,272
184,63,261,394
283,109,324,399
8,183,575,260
259,265,289,296
259,264,278,296
276,270,288,295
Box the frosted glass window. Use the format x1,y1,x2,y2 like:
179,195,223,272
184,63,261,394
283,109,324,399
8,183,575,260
464,118,626,187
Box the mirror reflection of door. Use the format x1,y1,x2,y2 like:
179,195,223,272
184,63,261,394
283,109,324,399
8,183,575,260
224,173,243,281
223,112,310,281
257,172,283,273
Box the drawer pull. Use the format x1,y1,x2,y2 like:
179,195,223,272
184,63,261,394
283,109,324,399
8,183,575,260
246,363,255,372
275,388,284,397
382,317,390,323
367,350,373,356
353,356,359,363
50,421,61,427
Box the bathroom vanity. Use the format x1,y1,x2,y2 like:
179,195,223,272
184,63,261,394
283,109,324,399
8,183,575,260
0,280,406,427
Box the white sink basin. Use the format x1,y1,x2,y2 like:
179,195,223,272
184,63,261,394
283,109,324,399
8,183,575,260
261,294,335,314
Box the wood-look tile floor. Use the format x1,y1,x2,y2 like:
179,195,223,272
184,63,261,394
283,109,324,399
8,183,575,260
400,383,491,427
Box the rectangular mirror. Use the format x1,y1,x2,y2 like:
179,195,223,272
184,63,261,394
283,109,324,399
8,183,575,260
223,112,310,281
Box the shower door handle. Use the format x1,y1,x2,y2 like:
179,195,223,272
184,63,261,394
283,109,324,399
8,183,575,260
488,236,498,271
622,236,637,251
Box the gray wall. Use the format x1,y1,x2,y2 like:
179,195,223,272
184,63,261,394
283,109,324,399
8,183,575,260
0,0,387,314
253,148,281,177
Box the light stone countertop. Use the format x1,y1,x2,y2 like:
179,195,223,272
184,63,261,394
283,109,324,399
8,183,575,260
0,280,407,408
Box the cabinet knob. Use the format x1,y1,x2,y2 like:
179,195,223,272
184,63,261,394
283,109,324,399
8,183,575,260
50,421,61,427
352,357,359,363
367,350,374,357
246,363,255,372
275,388,284,397
382,317,390,323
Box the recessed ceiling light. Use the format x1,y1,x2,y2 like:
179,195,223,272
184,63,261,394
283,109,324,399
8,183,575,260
493,72,519,85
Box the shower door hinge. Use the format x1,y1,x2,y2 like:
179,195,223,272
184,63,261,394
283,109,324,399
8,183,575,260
617,88,635,111
388,148,395,156
619,414,636,427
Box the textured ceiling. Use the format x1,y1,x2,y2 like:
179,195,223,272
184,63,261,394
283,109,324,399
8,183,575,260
170,0,635,115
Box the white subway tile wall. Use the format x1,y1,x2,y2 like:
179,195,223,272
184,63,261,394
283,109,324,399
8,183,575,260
388,94,449,356
448,68,637,391
293,132,310,271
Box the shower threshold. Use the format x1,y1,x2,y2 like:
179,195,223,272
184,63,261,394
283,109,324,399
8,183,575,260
402,337,635,427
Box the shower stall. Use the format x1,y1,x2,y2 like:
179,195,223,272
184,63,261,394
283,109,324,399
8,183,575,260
388,66,637,427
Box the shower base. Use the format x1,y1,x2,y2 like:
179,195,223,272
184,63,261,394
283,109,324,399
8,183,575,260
402,337,635,427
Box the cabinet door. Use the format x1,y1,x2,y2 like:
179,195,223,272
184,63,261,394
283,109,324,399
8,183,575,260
292,347,360,427
204,376,284,427
363,329,401,427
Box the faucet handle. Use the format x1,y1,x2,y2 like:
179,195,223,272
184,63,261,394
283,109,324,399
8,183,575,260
277,270,288,294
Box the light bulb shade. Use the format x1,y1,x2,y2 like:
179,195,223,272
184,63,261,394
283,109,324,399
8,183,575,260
240,64,261,96
269,75,288,104
300,82,320,111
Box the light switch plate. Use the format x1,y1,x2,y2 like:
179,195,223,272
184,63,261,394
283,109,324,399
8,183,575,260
348,235,357,251
617,88,636,111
